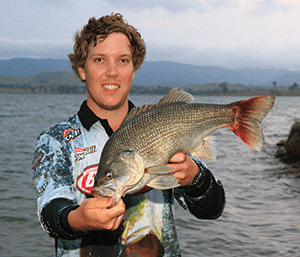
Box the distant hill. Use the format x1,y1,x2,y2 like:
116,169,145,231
134,61,291,86
0,58,72,77
272,71,300,86
0,71,82,86
0,58,299,86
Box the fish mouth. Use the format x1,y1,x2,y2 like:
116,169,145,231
91,186,117,198
92,184,125,200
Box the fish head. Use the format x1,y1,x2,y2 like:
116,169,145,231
92,150,145,200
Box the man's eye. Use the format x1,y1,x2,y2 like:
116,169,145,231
95,58,103,63
120,58,129,63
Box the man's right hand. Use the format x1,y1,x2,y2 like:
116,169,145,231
68,197,125,232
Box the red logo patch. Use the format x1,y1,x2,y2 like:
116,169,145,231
63,128,81,142
75,147,84,153
32,154,43,170
63,128,73,137
76,165,98,195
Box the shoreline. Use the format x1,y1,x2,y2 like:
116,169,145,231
1,88,300,96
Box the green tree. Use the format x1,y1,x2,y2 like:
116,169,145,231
289,83,298,91
219,82,228,93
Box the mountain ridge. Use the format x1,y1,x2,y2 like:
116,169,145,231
0,58,299,86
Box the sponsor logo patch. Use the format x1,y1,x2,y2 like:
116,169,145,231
75,145,96,162
37,184,47,198
76,165,98,195
32,154,43,170
63,128,81,142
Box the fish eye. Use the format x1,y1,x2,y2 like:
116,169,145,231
105,171,114,180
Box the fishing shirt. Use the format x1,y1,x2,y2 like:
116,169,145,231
32,100,225,257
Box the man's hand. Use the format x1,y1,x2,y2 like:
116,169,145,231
68,197,125,232
167,152,199,186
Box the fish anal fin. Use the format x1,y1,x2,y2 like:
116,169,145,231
191,136,217,162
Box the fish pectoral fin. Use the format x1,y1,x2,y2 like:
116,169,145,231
145,165,174,175
191,136,217,162
145,165,179,189
145,165,180,189
147,173,180,189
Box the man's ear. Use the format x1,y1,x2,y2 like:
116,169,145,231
78,66,86,81
131,71,135,81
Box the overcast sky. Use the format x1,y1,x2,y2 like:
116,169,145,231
1,0,300,70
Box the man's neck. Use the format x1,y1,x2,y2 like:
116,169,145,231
102,109,127,132
87,101,129,132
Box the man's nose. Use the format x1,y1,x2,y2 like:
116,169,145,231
105,61,119,77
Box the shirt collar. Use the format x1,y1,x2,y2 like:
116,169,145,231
78,100,135,137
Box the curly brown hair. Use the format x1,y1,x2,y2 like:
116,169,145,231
68,13,146,79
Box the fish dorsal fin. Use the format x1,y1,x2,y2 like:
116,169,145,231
122,88,194,125
157,87,194,105
122,104,154,125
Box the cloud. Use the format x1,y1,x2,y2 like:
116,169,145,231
103,0,242,14
103,0,204,13
2,0,300,70
0,37,72,59
146,42,300,70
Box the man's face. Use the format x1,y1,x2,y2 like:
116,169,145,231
78,32,135,113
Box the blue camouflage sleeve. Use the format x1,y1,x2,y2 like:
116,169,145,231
174,158,225,220
32,129,78,238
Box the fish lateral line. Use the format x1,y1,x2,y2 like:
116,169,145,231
92,89,275,199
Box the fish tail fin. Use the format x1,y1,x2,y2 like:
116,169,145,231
227,96,275,151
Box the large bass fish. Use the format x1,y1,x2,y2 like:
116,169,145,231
92,88,275,201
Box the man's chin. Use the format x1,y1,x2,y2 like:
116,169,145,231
99,101,126,111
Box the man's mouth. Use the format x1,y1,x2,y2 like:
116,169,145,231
102,84,119,90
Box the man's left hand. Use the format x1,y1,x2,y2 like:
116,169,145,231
167,152,199,186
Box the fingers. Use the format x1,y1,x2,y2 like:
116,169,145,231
167,153,189,185
168,152,199,186
171,164,189,185
168,151,186,163
105,198,126,221
68,197,126,232
167,152,188,175
111,207,125,230
95,198,126,230
93,196,114,208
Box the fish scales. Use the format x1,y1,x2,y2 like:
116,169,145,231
93,88,275,200
104,103,233,166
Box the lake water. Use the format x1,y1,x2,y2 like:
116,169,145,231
0,93,299,256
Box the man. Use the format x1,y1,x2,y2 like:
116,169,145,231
32,13,225,256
